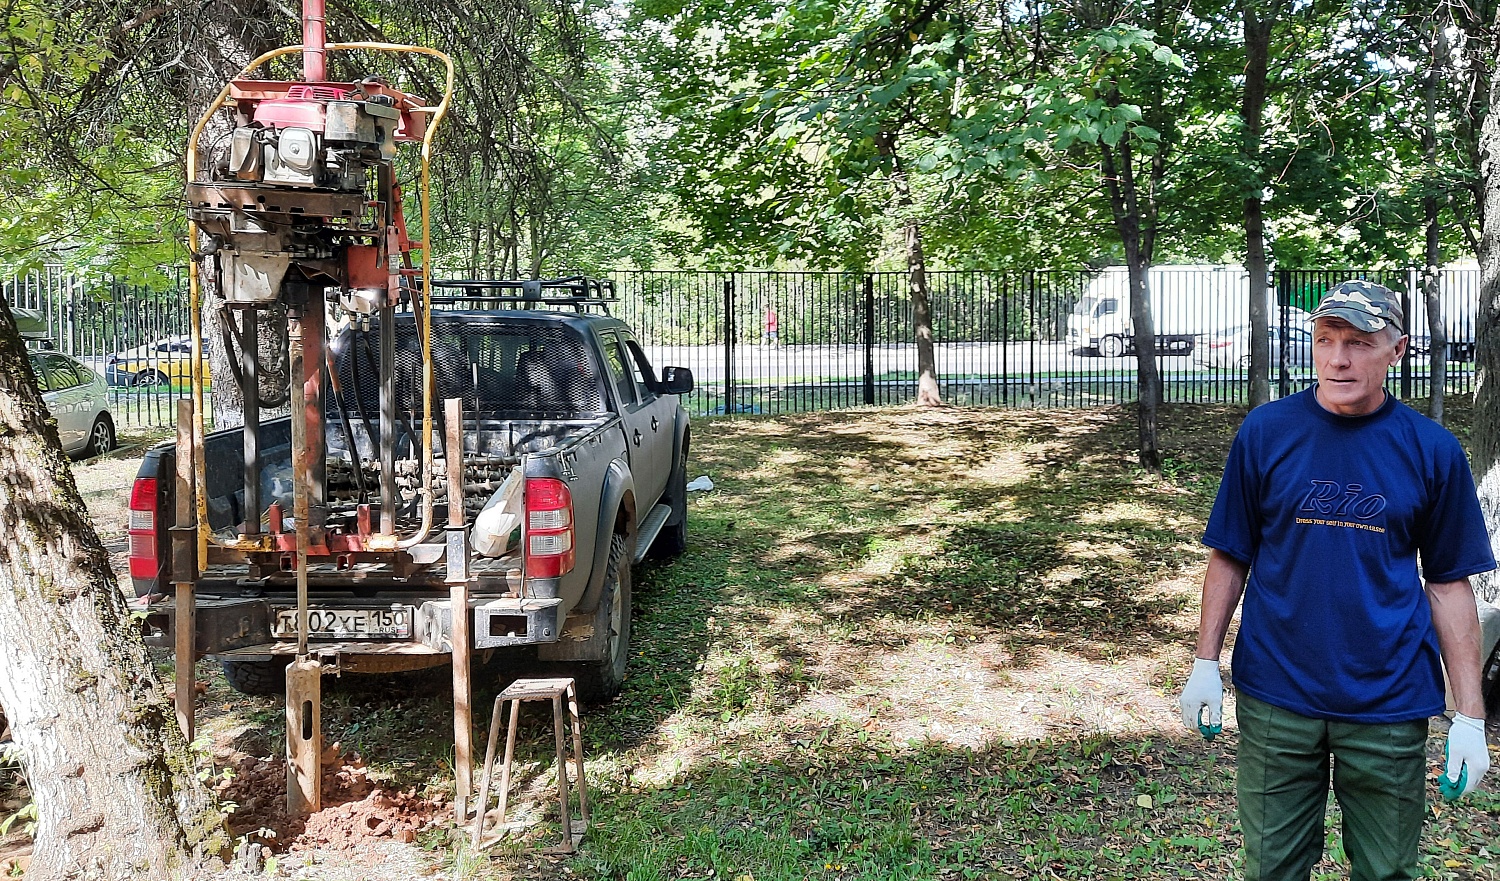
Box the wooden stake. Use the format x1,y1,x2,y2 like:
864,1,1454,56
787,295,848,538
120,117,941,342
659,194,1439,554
446,398,473,822
173,399,196,743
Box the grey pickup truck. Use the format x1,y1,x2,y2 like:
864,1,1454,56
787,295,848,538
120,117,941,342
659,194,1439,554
129,302,692,701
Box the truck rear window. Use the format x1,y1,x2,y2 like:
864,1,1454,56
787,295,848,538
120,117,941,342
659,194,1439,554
330,320,606,416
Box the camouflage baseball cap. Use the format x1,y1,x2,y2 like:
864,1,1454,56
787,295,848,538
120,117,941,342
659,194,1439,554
1307,280,1404,333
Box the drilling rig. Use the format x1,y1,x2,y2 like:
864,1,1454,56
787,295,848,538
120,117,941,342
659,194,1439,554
181,1,455,815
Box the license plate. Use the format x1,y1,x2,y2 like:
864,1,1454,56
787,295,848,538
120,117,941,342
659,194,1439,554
273,607,413,640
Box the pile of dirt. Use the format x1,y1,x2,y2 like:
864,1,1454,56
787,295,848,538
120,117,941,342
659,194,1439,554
219,743,448,854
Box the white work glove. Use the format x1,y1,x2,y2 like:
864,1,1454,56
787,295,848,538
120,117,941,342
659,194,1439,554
1442,713,1489,800
1178,658,1223,740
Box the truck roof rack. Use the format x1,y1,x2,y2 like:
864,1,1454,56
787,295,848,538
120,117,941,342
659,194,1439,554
424,276,616,313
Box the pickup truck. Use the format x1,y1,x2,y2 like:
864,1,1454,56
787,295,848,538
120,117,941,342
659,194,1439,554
129,305,693,702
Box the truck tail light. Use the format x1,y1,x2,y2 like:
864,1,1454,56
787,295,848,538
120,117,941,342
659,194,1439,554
127,477,159,580
524,477,575,578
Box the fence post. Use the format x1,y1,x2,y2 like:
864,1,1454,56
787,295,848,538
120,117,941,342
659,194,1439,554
1276,269,1290,399
1399,273,1412,399
1002,276,1011,406
863,275,875,405
723,276,735,415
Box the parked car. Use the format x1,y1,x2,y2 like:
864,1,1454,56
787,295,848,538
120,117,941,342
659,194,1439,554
1408,335,1476,362
29,351,116,458
106,335,210,388
1194,323,1316,370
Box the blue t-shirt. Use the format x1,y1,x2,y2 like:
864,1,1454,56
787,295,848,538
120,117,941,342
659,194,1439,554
1203,387,1495,723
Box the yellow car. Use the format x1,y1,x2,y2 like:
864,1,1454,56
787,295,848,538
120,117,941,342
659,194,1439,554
106,335,211,388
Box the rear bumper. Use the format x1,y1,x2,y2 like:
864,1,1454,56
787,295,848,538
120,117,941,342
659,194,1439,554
141,594,563,657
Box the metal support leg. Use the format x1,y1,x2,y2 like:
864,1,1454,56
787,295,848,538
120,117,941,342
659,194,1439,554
568,681,589,830
378,302,396,535
550,693,572,853
286,302,321,814
241,306,260,537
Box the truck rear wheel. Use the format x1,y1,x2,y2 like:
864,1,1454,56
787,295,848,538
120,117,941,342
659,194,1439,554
575,534,632,704
220,658,288,696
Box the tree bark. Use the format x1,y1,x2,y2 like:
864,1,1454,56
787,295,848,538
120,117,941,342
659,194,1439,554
1424,22,1450,423
1243,1,1272,408
0,301,227,879
876,128,942,406
1469,53,1500,604
1101,138,1161,470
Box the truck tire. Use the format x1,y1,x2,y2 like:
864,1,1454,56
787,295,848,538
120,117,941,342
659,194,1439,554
1099,335,1125,358
220,658,288,696
649,442,689,560
575,534,632,704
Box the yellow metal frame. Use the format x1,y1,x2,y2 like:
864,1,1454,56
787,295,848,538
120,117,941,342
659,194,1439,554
185,43,455,565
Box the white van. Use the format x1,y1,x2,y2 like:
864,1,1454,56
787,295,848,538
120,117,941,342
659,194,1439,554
1068,265,1251,357
1406,263,1480,361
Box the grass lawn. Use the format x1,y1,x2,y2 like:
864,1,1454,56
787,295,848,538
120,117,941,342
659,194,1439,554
513,401,1500,880
10,401,1500,880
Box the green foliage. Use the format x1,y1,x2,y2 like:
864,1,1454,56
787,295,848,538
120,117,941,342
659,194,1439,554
0,2,188,278
631,0,989,268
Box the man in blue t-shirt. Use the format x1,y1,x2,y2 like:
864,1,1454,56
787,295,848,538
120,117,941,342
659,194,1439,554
1178,280,1495,881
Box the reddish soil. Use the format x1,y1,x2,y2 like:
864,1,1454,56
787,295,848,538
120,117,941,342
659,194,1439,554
219,742,448,856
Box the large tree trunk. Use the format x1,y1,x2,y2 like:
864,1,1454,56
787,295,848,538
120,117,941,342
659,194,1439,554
0,301,227,879
1101,139,1161,470
187,7,291,431
1470,54,1500,604
876,129,942,406
1243,2,1272,408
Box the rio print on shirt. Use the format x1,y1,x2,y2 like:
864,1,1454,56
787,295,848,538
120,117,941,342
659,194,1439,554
1298,480,1388,525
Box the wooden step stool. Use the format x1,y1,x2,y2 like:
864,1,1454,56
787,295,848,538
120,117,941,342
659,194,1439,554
472,677,589,853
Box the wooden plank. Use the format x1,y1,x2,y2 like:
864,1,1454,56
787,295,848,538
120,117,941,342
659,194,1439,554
446,398,473,822
173,398,195,742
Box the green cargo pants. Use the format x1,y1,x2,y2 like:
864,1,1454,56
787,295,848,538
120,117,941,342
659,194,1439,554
1236,691,1429,881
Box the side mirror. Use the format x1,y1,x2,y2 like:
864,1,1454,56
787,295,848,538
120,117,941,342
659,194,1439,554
661,365,694,395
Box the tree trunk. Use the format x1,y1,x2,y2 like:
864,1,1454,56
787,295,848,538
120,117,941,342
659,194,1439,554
1425,23,1449,423
187,6,290,431
876,129,942,406
0,301,227,879
1469,54,1500,603
1101,139,1161,470
1243,2,1272,408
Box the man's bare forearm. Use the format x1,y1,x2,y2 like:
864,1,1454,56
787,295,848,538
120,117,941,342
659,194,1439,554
1427,577,1486,719
1194,549,1250,661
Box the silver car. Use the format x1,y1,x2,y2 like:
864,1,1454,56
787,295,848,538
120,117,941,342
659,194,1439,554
1194,323,1315,371
28,351,116,458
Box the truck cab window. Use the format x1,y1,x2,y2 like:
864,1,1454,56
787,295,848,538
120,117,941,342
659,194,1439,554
1096,298,1118,317
622,338,658,400
602,337,636,407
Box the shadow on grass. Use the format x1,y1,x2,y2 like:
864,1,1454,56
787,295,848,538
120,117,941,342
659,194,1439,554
591,404,1241,745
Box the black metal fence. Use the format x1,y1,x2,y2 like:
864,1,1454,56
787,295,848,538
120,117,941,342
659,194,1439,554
3,265,1483,428
3,267,193,431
